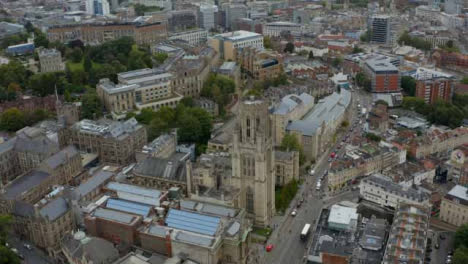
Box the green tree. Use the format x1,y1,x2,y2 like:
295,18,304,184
308,50,314,60
280,134,305,165
81,90,102,119
332,57,343,67
178,113,202,143
264,36,272,49
0,214,19,264
461,77,468,85
201,74,235,115
454,246,468,264
69,47,83,63
360,30,370,42
365,133,381,142
401,76,416,96
84,55,92,73
0,108,26,131
352,46,364,54
28,72,66,97
133,4,163,16
180,97,194,107
0,60,28,88
284,42,295,53
33,29,49,48
148,116,169,141
153,52,168,65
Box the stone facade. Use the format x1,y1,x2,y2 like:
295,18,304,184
231,97,275,227
59,118,147,165
274,150,299,186
39,48,65,73
440,185,468,227
47,22,167,45
237,47,283,81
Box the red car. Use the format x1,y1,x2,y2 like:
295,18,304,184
266,244,274,252
330,152,336,158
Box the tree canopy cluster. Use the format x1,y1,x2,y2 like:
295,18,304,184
0,107,53,132
280,134,305,165
201,74,236,116
126,102,213,154
398,31,432,51
355,72,371,92
133,4,163,16
275,179,299,214
453,224,468,264
402,96,467,128
401,76,416,96
0,215,20,264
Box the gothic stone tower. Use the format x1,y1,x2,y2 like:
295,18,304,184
231,96,275,227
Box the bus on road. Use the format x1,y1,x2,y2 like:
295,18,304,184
300,223,311,241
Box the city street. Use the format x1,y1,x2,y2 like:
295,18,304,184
251,87,372,264
7,236,52,264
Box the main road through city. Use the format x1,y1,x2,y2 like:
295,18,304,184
254,87,372,264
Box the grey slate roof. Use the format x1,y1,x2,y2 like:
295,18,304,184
175,231,214,247
4,170,51,200
363,174,430,202
40,197,69,221
0,137,16,154
43,145,79,170
62,234,119,264
73,170,114,198
287,89,351,136
133,156,186,182
93,208,136,224
12,200,35,218
14,133,59,154
275,150,294,160
273,93,314,115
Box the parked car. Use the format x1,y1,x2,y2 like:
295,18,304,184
266,244,274,252
291,209,297,217
23,243,32,250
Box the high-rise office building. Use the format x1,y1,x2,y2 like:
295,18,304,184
86,0,110,16
369,15,391,45
198,4,218,30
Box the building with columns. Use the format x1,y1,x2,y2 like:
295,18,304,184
231,97,275,227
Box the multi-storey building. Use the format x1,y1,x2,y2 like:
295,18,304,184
209,30,264,61
39,48,65,73
198,4,217,30
329,143,406,191
364,58,400,93
286,89,351,161
263,21,302,37
408,127,468,159
271,93,315,146
449,144,468,185
413,67,454,104
168,29,208,46
97,68,183,118
86,0,110,16
59,118,147,165
169,55,210,97
231,97,275,227
359,174,431,209
223,3,248,30
382,203,430,264
166,10,198,32
47,22,167,45
440,185,468,226
369,15,391,45
432,50,468,68
0,127,59,183
237,47,283,81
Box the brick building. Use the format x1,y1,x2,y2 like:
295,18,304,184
364,59,400,93
413,68,454,104
432,50,468,68
237,47,283,81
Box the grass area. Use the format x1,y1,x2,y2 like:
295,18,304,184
275,179,299,214
253,227,272,237
66,59,103,71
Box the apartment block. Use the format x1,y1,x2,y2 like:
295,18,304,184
382,203,430,264
359,174,431,209
364,58,400,93
263,21,302,37
413,68,454,104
